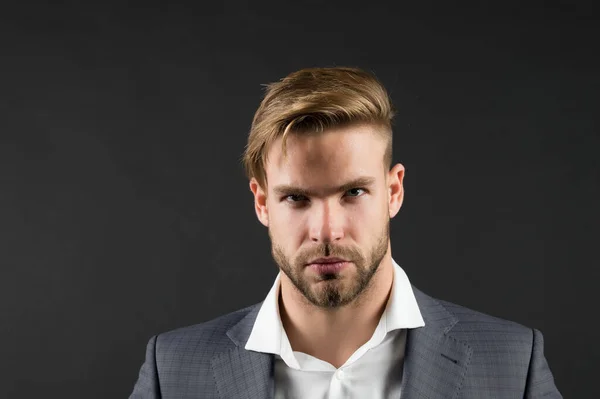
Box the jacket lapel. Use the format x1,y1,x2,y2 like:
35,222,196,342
400,288,472,399
211,304,274,399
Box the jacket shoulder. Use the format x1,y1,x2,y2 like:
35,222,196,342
438,297,531,334
155,303,261,358
414,286,532,336
431,295,536,358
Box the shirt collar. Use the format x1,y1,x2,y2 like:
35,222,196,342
245,258,425,358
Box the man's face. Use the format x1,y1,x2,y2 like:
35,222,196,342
251,123,403,309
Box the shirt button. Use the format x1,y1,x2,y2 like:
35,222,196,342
336,369,345,380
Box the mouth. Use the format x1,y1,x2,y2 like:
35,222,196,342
306,257,348,265
306,257,351,274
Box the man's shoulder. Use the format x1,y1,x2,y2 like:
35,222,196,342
442,298,530,332
417,288,535,345
162,302,261,336
154,302,262,356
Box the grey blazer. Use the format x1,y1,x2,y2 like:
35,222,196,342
130,287,562,398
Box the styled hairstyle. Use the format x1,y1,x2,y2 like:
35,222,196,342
243,67,395,188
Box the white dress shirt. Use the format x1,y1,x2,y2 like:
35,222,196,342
245,259,425,399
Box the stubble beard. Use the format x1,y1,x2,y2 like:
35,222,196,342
270,222,390,309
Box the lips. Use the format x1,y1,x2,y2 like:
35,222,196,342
306,257,350,274
307,257,348,265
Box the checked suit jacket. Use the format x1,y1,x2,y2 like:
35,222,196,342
130,287,562,398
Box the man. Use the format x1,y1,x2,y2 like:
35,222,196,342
130,67,562,398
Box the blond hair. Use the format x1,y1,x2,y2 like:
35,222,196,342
243,67,395,188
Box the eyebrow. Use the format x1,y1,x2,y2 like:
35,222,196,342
272,176,377,197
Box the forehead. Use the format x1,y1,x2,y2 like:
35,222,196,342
264,124,387,189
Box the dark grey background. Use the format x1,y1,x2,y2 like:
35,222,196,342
1,1,597,398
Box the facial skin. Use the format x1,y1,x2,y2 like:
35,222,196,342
250,123,404,311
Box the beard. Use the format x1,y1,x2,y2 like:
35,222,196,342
270,222,390,309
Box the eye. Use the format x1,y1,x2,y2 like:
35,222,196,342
283,194,308,203
345,188,366,197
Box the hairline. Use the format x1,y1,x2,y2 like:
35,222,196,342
259,122,393,190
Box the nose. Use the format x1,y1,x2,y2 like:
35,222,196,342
308,199,345,243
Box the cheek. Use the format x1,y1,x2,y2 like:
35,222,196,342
354,196,385,220
268,206,305,246
350,197,388,232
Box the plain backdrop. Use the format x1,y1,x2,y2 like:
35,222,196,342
1,1,598,398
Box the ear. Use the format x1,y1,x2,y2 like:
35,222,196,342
249,177,269,227
387,163,405,219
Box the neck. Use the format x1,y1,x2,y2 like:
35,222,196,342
278,252,394,368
